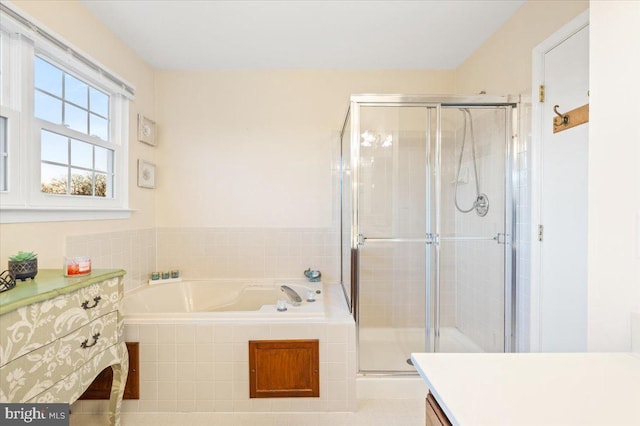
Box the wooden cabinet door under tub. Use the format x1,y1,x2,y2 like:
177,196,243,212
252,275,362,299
249,339,320,398
0,269,128,426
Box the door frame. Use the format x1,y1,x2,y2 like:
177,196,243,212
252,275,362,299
529,10,589,352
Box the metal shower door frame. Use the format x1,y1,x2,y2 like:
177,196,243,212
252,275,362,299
350,99,438,372
347,94,517,374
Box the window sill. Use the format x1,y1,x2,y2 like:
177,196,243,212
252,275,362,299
0,207,133,223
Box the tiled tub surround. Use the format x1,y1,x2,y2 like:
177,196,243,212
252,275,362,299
156,227,340,283
66,229,156,294
71,283,356,415
66,227,340,293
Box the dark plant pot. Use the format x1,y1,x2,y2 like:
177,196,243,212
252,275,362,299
8,259,38,281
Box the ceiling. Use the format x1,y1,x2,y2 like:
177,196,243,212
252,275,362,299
80,0,526,70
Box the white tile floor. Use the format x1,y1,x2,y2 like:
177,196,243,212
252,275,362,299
70,399,425,426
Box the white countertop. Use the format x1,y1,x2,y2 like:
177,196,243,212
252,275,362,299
411,352,640,426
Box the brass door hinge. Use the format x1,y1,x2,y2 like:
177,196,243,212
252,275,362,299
539,85,545,102
538,224,544,242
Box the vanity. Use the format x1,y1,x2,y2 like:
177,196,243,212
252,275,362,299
412,351,640,425
0,269,128,426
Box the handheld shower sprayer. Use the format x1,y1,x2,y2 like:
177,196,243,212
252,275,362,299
454,108,489,217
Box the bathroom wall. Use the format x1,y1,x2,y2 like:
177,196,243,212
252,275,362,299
454,0,589,95
588,0,640,351
0,0,157,268
154,70,454,229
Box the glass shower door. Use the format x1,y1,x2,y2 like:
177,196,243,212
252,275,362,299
436,106,512,353
356,105,433,372
347,97,516,373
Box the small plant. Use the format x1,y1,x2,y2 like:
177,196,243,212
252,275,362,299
8,251,38,281
9,251,38,262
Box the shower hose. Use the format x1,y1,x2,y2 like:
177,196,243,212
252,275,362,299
454,108,489,216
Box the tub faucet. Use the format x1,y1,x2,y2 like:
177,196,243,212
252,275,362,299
280,285,302,306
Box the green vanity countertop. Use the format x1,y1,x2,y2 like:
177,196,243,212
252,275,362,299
0,269,126,315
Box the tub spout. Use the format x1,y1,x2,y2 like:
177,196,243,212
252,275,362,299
280,285,302,306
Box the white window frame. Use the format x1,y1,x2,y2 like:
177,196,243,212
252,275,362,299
0,3,134,223
29,51,127,209
0,107,21,203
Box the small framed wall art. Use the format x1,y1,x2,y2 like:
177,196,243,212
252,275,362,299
137,114,156,146
137,160,156,189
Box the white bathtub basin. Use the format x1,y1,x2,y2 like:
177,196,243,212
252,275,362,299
122,279,324,319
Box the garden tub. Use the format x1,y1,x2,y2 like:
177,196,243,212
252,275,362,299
122,279,324,320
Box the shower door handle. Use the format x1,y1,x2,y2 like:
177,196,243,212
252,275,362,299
361,233,508,245
358,234,436,245
494,233,508,244
438,233,509,244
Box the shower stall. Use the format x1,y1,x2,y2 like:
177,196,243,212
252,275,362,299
339,95,519,373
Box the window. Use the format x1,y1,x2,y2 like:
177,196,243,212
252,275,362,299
35,57,114,199
40,130,114,197
0,3,135,223
35,57,110,140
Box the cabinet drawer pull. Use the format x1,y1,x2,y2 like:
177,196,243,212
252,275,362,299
81,333,101,349
81,296,102,310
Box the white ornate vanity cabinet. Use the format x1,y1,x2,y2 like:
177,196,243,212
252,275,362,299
0,269,128,426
